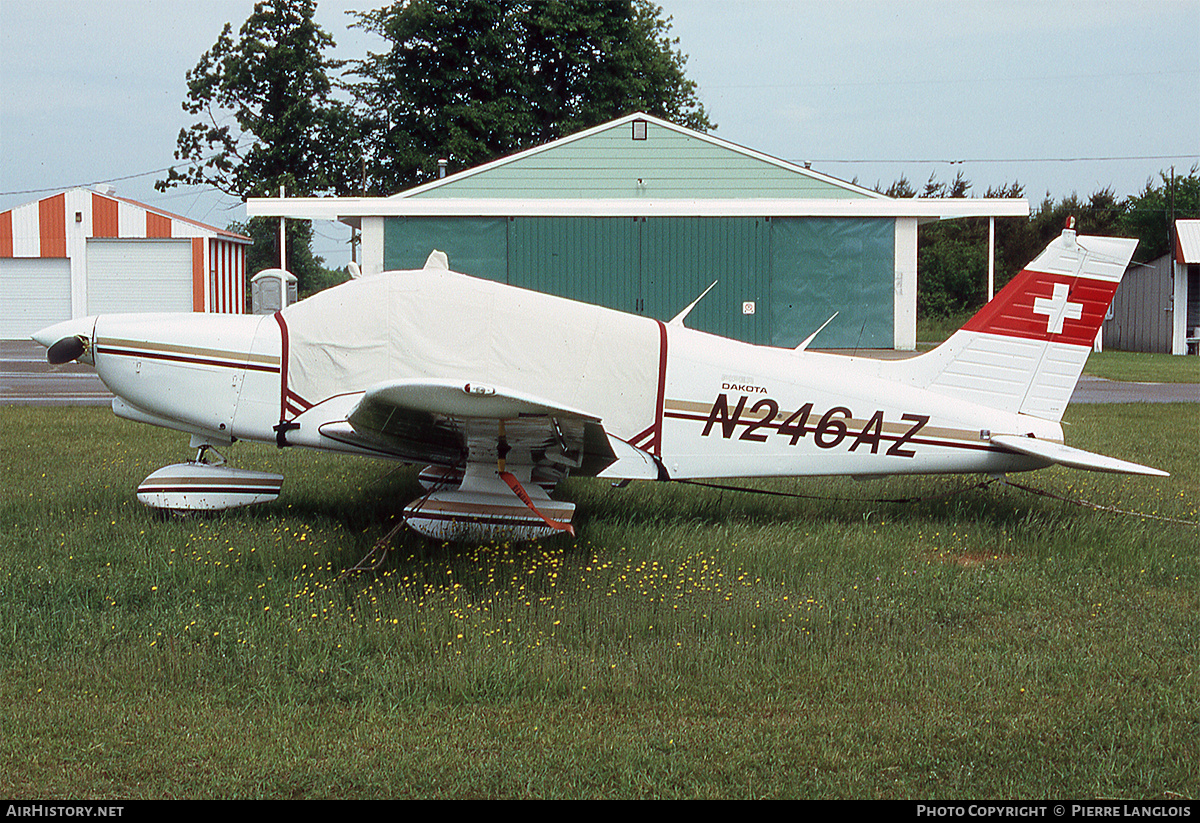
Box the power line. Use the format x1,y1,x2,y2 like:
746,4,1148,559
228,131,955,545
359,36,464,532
806,154,1199,165
0,164,188,198
706,68,1198,91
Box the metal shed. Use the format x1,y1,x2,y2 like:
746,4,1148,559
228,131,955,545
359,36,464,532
1103,254,1175,352
249,114,1027,350
1102,219,1200,355
0,187,251,339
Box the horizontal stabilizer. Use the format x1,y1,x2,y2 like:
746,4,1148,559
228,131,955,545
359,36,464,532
990,435,1168,477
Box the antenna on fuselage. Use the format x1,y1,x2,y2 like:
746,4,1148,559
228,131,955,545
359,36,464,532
423,249,450,270
795,312,839,351
668,280,719,327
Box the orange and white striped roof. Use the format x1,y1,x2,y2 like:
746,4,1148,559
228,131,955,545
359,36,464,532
0,187,249,259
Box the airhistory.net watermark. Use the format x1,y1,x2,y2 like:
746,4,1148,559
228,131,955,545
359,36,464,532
5,807,124,818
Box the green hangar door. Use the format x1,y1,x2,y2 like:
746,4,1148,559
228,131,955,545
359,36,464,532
383,216,893,349
769,218,895,350
638,217,771,344
510,216,772,345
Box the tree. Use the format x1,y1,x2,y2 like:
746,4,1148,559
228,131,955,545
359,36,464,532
910,173,991,318
158,0,362,293
886,166,1200,322
349,0,712,193
880,175,915,198
1121,166,1200,262
156,0,359,201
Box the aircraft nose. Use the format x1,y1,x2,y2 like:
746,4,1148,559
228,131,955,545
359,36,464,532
33,317,98,364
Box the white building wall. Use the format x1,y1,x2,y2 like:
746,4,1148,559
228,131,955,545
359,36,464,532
117,200,144,237
65,189,91,318
10,201,40,257
893,218,918,350
362,216,385,276
1173,261,1188,355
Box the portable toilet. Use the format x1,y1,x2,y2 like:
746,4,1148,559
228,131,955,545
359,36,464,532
251,269,297,314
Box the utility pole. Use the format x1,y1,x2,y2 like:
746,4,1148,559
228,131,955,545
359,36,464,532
278,185,287,309
278,184,286,270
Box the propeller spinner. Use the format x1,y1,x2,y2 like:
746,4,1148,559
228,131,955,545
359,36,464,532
47,335,88,365
33,317,97,366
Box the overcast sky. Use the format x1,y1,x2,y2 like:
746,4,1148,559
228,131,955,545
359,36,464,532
2,0,1197,268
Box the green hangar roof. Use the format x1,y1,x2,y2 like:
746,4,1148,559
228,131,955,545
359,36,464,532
396,113,882,201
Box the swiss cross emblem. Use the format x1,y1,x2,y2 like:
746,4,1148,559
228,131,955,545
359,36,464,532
1032,283,1083,335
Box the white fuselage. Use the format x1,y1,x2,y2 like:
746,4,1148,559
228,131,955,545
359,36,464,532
50,267,1058,481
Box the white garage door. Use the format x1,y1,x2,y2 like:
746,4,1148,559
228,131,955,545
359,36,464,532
0,257,72,339
87,239,193,314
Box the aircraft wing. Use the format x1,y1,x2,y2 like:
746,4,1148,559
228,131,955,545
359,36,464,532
321,379,620,476
990,435,1169,477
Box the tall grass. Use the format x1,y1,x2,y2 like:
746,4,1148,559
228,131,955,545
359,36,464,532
0,405,1195,798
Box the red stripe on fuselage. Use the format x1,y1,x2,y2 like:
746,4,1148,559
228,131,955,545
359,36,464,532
652,320,668,456
274,312,289,422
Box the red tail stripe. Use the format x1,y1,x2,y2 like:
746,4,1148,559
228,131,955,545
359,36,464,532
962,269,1117,347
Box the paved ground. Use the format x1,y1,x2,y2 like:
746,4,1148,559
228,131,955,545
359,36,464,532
3,339,1197,406
1071,374,1200,404
1,340,112,406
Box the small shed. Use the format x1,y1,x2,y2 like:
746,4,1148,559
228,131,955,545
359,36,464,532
251,269,298,314
1102,219,1200,354
1103,254,1175,352
0,187,251,339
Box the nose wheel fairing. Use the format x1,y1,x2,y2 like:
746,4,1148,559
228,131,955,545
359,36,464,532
136,461,283,511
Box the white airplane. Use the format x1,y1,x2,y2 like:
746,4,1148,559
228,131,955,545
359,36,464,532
34,225,1165,542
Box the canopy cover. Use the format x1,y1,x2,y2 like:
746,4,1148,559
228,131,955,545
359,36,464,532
279,260,662,441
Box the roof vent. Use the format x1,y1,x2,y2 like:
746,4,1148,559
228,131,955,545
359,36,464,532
631,120,647,140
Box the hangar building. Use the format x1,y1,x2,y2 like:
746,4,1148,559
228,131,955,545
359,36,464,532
0,187,251,339
249,114,1027,350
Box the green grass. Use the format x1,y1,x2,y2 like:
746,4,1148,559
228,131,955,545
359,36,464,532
917,310,975,346
1,405,1196,798
1082,351,1200,383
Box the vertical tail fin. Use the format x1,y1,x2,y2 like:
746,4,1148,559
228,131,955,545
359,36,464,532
907,227,1138,421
